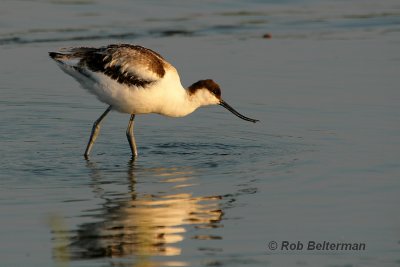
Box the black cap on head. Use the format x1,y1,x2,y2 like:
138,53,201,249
188,79,221,99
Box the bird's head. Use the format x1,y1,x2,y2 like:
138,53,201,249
188,79,259,123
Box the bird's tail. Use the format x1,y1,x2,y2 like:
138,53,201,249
50,47,101,58
48,52,70,63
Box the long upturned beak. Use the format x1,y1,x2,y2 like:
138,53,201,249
219,100,259,123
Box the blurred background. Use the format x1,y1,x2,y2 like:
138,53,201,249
1,1,400,267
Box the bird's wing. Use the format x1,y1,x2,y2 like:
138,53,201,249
53,44,167,87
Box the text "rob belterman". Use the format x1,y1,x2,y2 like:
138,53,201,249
277,241,366,251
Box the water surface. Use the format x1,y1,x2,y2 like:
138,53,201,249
1,0,400,266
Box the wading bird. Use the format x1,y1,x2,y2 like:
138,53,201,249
49,44,258,158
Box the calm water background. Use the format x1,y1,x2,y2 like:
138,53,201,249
1,0,400,266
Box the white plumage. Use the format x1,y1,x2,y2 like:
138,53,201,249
49,44,258,158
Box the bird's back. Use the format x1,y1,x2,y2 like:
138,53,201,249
49,44,185,114
49,44,169,87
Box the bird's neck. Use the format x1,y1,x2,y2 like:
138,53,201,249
157,87,200,117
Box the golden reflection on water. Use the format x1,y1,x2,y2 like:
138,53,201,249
50,160,223,266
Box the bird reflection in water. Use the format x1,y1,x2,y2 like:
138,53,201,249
50,159,223,266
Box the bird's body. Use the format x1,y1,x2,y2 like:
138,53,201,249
49,44,258,158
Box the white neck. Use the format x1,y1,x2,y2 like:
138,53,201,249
157,87,200,117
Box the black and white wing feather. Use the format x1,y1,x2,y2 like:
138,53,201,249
49,44,167,88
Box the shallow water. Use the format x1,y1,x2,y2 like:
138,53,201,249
1,0,400,266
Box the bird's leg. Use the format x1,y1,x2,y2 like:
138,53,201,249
84,106,112,159
126,114,138,158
